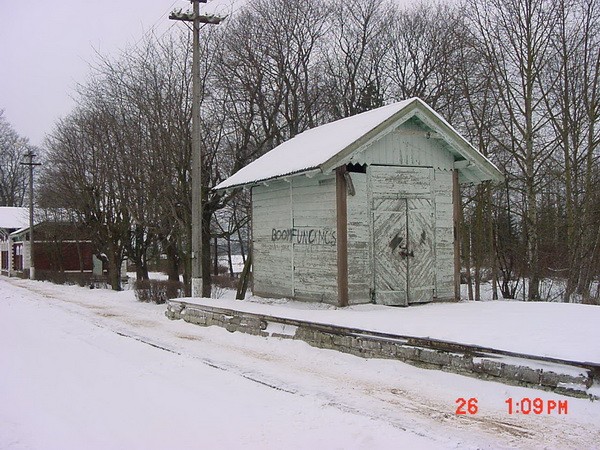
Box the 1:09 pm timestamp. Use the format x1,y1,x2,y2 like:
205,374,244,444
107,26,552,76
505,397,568,415
455,397,568,415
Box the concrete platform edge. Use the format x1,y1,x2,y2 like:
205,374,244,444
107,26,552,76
166,300,599,400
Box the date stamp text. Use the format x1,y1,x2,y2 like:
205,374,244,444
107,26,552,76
455,397,568,415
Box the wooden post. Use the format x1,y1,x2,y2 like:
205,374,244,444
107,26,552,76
236,187,253,301
336,166,349,307
452,169,461,301
20,150,41,279
236,252,252,300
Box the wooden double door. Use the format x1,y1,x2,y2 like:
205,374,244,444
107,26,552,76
373,197,434,305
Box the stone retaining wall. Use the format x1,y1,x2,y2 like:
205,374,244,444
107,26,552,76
166,300,598,399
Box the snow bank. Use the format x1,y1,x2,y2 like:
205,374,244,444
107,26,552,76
182,296,600,363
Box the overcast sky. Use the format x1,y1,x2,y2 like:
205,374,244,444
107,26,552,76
0,0,238,147
1,0,415,148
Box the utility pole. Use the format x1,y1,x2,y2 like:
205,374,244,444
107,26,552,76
20,150,41,280
170,1,225,297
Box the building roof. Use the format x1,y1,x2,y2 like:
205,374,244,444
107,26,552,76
0,207,29,230
10,221,93,241
215,97,503,191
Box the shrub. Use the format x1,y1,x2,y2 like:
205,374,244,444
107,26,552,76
36,270,104,288
134,279,184,304
212,274,239,289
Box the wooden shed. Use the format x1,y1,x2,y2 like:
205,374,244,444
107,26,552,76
216,98,503,306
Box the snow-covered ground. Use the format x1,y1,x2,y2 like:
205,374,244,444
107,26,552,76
1,277,599,449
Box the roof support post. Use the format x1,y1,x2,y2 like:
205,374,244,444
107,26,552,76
336,165,349,307
453,169,461,301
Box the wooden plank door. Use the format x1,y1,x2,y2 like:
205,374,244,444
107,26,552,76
406,199,435,303
373,198,408,305
373,197,434,305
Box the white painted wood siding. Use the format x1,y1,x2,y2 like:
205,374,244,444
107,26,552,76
291,175,337,302
346,172,371,303
350,120,454,171
251,175,338,303
252,181,293,298
250,117,457,304
433,170,454,299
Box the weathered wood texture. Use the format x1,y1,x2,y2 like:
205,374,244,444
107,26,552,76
251,119,457,305
292,176,337,301
372,201,408,305
252,181,293,298
407,198,435,303
346,172,371,303
336,166,349,307
350,119,454,171
368,166,454,304
452,169,461,300
434,170,455,300
252,175,338,303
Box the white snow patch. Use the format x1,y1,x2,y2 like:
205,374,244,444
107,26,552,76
265,322,298,337
557,382,587,391
0,206,29,230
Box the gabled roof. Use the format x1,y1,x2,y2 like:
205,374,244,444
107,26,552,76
215,97,503,191
10,221,92,241
0,207,29,230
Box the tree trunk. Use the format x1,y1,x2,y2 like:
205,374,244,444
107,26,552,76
213,236,219,275
237,219,246,264
180,233,191,297
107,240,122,291
463,216,473,301
201,208,212,298
474,186,485,301
227,235,234,276
164,237,180,282
488,186,499,300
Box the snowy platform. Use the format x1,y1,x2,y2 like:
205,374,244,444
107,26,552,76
166,297,600,399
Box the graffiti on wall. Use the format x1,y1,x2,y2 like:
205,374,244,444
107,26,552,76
271,228,337,246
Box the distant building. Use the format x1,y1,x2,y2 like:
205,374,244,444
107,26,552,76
2,217,102,282
216,98,503,306
0,207,29,276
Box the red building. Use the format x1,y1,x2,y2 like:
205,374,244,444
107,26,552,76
7,221,101,281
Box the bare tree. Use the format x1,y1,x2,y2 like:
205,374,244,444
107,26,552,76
387,1,466,120
217,0,329,146
91,32,195,286
0,110,30,206
541,0,600,301
323,0,393,118
466,0,560,300
41,103,131,291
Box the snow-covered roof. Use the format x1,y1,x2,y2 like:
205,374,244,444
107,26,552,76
10,225,30,236
215,97,503,190
0,207,29,230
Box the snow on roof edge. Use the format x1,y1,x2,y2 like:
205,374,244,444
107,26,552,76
215,99,417,191
412,99,503,182
0,207,30,230
215,167,320,191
